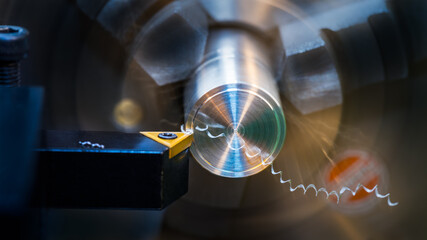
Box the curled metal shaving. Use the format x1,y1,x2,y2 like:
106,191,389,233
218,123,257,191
184,124,398,207
270,163,399,207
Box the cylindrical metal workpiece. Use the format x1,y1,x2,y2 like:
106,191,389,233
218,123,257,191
185,28,286,178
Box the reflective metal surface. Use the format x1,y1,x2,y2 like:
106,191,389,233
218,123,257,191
278,0,388,114
1,0,427,239
282,46,342,114
185,29,286,177
131,0,208,86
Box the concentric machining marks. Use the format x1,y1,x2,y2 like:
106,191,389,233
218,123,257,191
194,124,264,159
195,125,225,139
183,124,398,207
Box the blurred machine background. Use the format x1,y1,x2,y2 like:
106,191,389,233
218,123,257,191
1,0,427,239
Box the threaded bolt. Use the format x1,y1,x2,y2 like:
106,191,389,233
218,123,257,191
0,26,29,87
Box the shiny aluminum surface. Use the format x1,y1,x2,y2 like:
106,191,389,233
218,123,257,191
185,29,286,178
